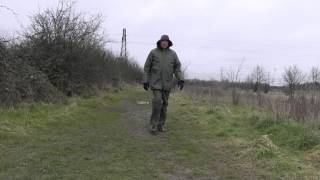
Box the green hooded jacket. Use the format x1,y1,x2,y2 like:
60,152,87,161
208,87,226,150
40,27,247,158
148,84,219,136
143,45,183,91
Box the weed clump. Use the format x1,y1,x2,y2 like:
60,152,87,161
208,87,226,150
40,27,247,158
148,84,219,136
246,111,320,152
305,145,320,163
206,105,230,120
254,134,278,159
247,112,276,130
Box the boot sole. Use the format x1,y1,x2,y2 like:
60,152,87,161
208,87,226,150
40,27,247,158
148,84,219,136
150,131,158,135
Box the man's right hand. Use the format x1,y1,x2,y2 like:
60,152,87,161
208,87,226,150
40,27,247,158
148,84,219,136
143,83,149,91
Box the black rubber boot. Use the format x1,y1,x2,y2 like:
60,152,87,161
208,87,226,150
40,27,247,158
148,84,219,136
150,125,158,135
157,125,166,132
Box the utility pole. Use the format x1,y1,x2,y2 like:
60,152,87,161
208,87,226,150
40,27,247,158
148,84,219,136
120,28,127,58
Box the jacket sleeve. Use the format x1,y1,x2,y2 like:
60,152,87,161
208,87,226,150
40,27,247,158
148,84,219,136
174,52,184,81
143,51,153,83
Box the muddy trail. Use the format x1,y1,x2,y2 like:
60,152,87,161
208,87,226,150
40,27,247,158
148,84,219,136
120,91,216,180
119,90,246,180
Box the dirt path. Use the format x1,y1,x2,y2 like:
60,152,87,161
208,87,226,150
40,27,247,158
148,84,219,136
121,91,170,140
120,91,218,180
122,98,152,139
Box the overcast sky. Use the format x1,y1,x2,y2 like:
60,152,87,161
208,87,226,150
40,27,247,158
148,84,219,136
1,0,320,84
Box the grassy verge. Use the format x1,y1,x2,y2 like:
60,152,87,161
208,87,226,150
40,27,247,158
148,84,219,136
170,92,320,179
0,87,158,179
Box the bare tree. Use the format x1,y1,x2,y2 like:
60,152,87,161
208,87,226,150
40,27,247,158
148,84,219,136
225,59,245,105
310,67,320,88
249,65,268,106
23,0,106,95
181,61,190,80
250,65,267,92
308,67,320,106
0,37,5,51
283,65,305,100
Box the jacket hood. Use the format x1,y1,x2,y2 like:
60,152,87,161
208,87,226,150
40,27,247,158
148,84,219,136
156,34,173,49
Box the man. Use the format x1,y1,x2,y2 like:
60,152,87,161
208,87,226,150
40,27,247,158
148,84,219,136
143,34,184,135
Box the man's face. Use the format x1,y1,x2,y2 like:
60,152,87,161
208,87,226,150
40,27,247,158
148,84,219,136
160,40,169,49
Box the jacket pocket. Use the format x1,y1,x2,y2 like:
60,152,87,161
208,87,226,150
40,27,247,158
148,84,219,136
151,66,160,73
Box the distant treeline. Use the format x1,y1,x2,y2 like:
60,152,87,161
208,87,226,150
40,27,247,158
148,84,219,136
186,79,271,93
187,78,320,95
0,2,143,106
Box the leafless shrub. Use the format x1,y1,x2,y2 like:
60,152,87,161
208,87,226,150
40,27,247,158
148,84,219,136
247,65,269,106
309,67,320,105
221,60,244,105
283,65,305,100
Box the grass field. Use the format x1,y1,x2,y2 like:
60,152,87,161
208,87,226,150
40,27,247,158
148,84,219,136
1,86,320,179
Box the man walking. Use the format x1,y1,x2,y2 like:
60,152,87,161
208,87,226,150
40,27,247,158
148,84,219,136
143,35,184,134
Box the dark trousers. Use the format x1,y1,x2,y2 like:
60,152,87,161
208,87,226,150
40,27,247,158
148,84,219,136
150,90,170,127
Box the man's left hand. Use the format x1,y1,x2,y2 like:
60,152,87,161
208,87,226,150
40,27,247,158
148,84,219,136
143,83,149,91
178,80,184,90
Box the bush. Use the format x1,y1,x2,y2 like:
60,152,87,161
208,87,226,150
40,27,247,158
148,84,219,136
0,41,63,106
0,1,143,106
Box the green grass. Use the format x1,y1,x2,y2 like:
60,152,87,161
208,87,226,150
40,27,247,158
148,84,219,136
167,92,320,179
1,86,320,179
247,111,320,151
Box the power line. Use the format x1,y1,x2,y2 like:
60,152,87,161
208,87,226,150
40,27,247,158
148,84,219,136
106,31,320,50
0,4,24,29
